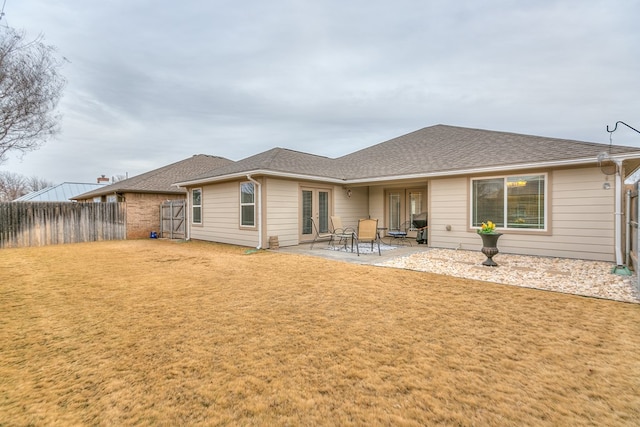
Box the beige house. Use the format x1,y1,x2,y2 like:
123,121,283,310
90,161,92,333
175,125,640,262
73,155,233,238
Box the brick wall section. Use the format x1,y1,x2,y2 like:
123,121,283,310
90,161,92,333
125,193,185,239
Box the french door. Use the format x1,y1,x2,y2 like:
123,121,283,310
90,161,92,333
300,187,332,241
387,188,426,237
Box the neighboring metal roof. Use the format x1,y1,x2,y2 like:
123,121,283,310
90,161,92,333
73,154,234,200
176,125,640,186
14,183,106,201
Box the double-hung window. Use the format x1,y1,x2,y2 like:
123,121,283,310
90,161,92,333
192,188,202,224
240,182,255,227
471,174,546,231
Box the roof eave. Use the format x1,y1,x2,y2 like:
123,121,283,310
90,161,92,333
73,188,185,200
344,155,640,184
174,153,640,187
174,169,347,187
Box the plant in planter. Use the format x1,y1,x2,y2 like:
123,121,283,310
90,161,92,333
477,221,502,267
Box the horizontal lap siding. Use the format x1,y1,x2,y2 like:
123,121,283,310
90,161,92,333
430,167,616,261
366,186,385,227
264,180,369,247
430,177,470,250
542,167,615,261
336,186,369,229
265,178,298,247
190,182,258,247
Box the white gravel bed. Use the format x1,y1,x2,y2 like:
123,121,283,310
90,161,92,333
377,249,640,304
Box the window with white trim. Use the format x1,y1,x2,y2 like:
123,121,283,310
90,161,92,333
471,174,546,231
192,188,202,224
240,182,255,227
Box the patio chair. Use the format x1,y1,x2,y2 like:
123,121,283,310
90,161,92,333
387,221,413,246
354,218,381,256
329,216,355,251
308,217,332,249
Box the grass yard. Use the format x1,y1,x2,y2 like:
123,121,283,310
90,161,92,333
1,240,639,426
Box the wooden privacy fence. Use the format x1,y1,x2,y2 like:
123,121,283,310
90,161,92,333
0,202,126,248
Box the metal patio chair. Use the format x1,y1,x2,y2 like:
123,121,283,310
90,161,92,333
329,216,355,251
354,218,381,256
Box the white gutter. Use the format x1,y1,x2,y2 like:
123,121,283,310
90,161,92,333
246,174,262,250
626,189,631,266
186,190,191,241
614,160,624,268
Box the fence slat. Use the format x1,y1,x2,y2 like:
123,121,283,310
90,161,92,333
0,202,126,248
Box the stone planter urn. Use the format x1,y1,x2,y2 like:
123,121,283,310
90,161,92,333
479,233,503,267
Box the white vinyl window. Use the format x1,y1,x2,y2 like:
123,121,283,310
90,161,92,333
471,174,546,231
240,182,255,227
192,188,202,224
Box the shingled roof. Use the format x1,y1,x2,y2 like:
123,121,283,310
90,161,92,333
73,154,233,199
182,147,342,183
176,125,640,186
337,125,640,180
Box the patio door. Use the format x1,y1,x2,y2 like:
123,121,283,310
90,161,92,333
387,188,426,238
300,187,332,242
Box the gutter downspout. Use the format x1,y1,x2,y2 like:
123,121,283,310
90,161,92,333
626,189,631,267
613,160,631,275
186,192,191,241
246,175,262,250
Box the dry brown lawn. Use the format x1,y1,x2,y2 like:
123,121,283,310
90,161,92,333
1,240,639,426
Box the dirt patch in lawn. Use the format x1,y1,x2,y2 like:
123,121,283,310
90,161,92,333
1,240,639,426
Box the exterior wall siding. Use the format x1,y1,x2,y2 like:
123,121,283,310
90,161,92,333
429,176,469,250
430,167,617,261
189,179,371,249
190,181,258,247
367,186,385,226
334,186,369,230
185,166,618,261
265,178,299,247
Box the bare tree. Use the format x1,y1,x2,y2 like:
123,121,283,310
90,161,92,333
0,171,27,201
0,172,54,200
0,28,66,164
26,175,54,192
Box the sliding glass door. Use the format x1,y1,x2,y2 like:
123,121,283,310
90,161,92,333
386,187,426,237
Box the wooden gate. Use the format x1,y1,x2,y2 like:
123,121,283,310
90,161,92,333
160,200,186,239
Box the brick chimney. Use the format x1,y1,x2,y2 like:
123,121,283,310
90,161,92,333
97,175,110,184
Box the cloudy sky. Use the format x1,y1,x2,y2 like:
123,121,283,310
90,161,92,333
1,0,639,184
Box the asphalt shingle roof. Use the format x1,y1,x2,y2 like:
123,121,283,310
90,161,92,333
73,154,234,199
179,125,640,185
183,147,342,182
337,125,640,179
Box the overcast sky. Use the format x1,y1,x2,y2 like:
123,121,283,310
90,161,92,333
1,0,639,184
